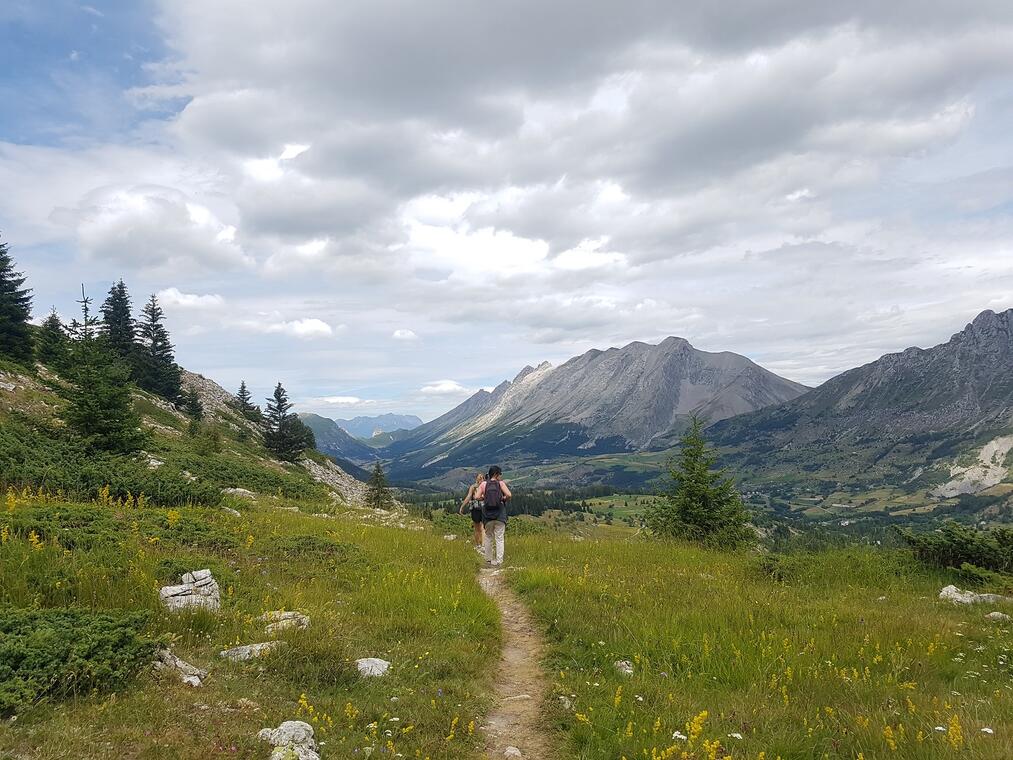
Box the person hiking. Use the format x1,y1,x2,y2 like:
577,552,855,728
476,465,511,567
458,472,486,553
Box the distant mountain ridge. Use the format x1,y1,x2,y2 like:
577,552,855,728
299,413,377,464
334,413,423,439
386,336,808,479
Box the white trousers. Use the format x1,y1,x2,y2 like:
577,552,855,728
484,520,506,565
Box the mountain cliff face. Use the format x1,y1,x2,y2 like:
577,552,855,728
387,337,808,478
712,309,1013,487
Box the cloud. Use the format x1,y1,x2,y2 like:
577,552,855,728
232,315,337,339
157,287,225,309
419,379,472,396
320,396,368,406
392,329,418,340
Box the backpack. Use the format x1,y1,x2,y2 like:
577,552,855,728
483,479,504,520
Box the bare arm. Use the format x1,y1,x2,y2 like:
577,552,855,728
500,480,512,500
459,485,474,513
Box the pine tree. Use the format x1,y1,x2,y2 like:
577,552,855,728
99,280,137,362
68,284,99,342
0,237,34,364
62,288,144,453
263,382,314,461
644,417,753,549
235,380,261,421
136,294,182,400
365,461,392,510
182,387,204,420
35,309,69,368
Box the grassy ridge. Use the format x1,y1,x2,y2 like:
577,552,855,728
510,536,1013,759
0,493,497,759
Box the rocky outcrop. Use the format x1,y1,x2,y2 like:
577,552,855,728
219,641,285,662
355,657,391,677
159,569,221,612
181,370,260,434
259,610,310,634
152,648,208,687
258,720,319,760
300,457,368,505
939,585,1013,605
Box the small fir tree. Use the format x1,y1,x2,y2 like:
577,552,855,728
235,380,261,420
99,280,137,362
365,461,392,510
645,417,753,549
35,309,69,368
0,237,34,364
136,294,182,400
263,383,314,461
182,387,204,420
62,288,144,453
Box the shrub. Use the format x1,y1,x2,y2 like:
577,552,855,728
265,534,360,561
898,521,1013,575
0,608,155,716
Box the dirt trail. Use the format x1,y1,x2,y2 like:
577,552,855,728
478,568,556,760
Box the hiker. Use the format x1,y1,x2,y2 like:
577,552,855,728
458,472,486,552
477,465,512,567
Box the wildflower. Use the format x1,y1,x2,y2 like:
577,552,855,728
0,523,9,544
686,711,708,744
981,727,994,735
166,509,181,528
671,731,687,741
728,732,743,740
947,714,964,749
883,725,897,751
5,487,15,512
28,530,44,551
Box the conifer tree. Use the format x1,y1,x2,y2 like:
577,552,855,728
263,382,314,461
63,287,144,453
99,279,137,362
0,237,34,364
645,417,753,549
35,309,69,368
136,294,182,400
365,461,392,510
182,387,204,420
235,380,261,420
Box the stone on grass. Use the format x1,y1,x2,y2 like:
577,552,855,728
614,660,634,677
356,657,391,677
940,585,1013,605
221,506,242,517
222,487,257,499
258,720,319,760
152,648,208,687
219,641,285,662
504,747,523,758
259,610,311,634
986,611,1012,622
159,569,221,612
443,534,457,541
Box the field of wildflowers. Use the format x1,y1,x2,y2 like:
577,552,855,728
510,536,1013,759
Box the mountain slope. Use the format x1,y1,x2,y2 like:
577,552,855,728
299,413,378,463
334,413,423,439
387,337,808,479
712,308,1013,490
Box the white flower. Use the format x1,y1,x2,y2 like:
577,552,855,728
672,731,687,741
935,726,947,732
728,733,744,740
981,727,995,734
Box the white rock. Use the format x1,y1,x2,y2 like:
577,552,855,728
940,585,1013,605
356,657,391,677
443,534,457,541
504,747,523,758
151,648,208,687
222,487,257,499
219,641,285,662
259,610,311,634
221,506,242,517
558,696,573,710
614,660,634,677
258,720,319,760
986,611,1012,622
159,569,221,612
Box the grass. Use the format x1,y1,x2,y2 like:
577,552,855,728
508,536,1013,759
0,492,498,759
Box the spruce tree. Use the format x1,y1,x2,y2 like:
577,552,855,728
644,417,753,549
63,287,144,453
263,382,314,461
0,237,34,364
136,294,182,400
182,387,204,420
365,461,392,510
235,380,261,420
99,280,137,362
35,309,69,368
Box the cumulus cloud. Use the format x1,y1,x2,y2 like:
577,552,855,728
157,287,225,309
392,329,418,340
419,379,472,396
232,315,337,339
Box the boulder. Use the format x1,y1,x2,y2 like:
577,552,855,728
219,641,285,662
986,611,1012,622
259,610,311,635
504,747,523,758
222,487,257,499
152,648,207,687
614,660,634,677
356,657,391,677
159,569,221,612
258,720,319,760
221,506,242,517
940,585,1013,605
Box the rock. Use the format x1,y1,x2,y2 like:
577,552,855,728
0,381,17,392
259,610,311,634
258,720,319,760
219,641,285,662
558,695,573,710
152,648,208,687
221,506,242,517
159,569,221,612
356,657,391,677
143,453,165,470
443,534,457,541
504,747,523,758
614,660,634,677
940,585,1013,605
986,611,1012,622
222,487,257,499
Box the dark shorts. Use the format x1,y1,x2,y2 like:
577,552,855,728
470,507,483,524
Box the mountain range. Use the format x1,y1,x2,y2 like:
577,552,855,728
298,413,378,464
332,413,423,440
385,336,809,480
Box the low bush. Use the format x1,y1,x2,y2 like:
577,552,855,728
0,608,156,716
265,533,360,561
898,521,1013,575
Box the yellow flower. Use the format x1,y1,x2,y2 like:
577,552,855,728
947,714,963,750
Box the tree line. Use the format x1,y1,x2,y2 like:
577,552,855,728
0,236,314,463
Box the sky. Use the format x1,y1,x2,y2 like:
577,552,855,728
2,1,1013,421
